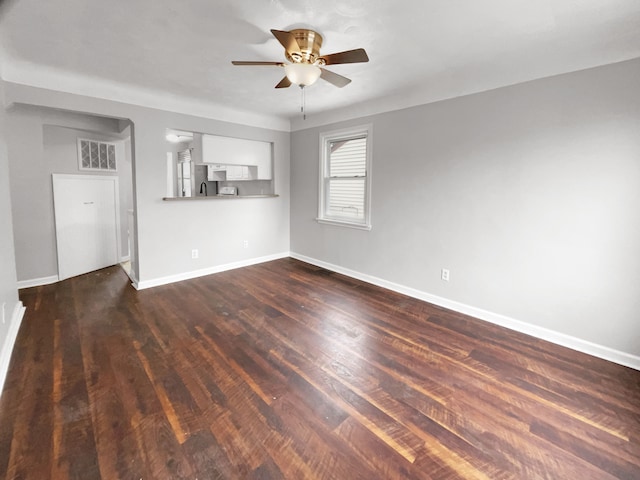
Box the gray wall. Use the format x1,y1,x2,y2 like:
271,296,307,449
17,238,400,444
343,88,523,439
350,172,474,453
4,83,290,286
0,80,21,392
291,59,640,358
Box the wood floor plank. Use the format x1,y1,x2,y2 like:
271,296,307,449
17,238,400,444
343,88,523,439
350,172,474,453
4,284,57,480
1,259,639,479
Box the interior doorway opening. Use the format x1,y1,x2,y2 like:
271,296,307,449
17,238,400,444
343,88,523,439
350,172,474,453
6,105,137,287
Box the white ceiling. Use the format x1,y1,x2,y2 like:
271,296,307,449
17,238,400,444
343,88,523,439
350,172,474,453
1,0,640,130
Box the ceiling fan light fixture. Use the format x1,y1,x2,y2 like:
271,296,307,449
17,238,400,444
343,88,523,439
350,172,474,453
284,63,321,87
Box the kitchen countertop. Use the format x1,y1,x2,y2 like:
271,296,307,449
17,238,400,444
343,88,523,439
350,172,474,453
162,194,279,201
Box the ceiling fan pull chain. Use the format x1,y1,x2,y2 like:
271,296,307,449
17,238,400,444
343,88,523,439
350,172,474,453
300,85,306,120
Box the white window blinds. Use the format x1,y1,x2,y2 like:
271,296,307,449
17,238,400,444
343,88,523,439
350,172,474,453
326,136,367,221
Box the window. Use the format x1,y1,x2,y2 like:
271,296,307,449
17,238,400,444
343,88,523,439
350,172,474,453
318,125,372,230
177,148,193,197
78,138,117,172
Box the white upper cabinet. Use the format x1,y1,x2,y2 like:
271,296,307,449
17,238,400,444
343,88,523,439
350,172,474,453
195,133,272,180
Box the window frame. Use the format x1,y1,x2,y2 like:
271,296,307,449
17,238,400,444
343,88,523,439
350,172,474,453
77,138,118,172
317,124,372,230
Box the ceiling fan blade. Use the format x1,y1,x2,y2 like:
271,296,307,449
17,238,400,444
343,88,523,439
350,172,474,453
232,61,285,66
271,29,301,54
275,77,292,89
320,68,352,88
320,48,369,65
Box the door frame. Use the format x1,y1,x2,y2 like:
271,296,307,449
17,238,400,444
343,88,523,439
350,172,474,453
52,173,122,280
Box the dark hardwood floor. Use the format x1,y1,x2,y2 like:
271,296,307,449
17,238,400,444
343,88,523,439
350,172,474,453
1,258,639,479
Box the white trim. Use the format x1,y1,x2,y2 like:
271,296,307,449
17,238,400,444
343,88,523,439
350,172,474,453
290,252,640,371
316,218,372,231
119,255,130,263
17,275,59,289
0,302,26,397
133,252,290,290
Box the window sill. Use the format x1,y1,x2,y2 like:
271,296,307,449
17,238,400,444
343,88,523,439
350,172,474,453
316,218,372,231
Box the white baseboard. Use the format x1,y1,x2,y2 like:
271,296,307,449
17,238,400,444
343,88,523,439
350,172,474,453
0,302,26,397
290,252,640,371
17,275,59,289
119,255,131,263
134,252,291,290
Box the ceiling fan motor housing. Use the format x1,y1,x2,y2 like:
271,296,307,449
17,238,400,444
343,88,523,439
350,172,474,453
286,29,324,65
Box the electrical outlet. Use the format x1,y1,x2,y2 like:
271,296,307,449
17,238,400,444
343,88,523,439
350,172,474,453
243,240,249,249
441,268,450,282
191,249,199,259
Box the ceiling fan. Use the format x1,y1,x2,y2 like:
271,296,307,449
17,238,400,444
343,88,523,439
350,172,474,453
232,28,369,89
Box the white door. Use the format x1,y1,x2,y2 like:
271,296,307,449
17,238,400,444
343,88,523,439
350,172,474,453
52,174,121,281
